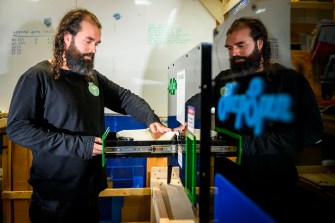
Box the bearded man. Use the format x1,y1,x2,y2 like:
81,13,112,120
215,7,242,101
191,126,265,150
7,8,171,223
213,17,323,223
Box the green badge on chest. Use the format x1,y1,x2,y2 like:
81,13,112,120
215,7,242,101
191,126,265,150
88,82,99,96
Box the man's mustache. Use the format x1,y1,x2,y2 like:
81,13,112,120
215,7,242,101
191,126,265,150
231,56,247,62
83,53,95,59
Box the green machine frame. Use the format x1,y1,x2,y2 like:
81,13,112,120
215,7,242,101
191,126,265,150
184,131,197,205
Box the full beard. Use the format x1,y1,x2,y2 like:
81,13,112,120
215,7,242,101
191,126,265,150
65,40,95,76
230,47,262,74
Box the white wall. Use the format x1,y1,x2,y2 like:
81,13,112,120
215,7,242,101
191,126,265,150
0,0,215,116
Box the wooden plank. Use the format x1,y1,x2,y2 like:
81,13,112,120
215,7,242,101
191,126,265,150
153,190,170,223
299,172,335,187
2,188,151,199
199,0,224,24
99,188,151,197
12,143,32,223
291,1,335,10
150,166,182,189
12,145,32,191
13,200,30,223
0,118,7,128
296,165,329,173
1,191,32,199
162,185,195,221
2,140,12,223
146,157,167,187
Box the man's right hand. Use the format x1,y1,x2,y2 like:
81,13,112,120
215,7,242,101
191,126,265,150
92,137,102,156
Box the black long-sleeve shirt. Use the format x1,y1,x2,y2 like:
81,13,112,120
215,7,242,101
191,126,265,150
6,60,161,200
213,63,324,220
213,63,323,156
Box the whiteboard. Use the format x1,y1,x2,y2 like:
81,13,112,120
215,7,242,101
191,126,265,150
0,0,215,117
0,0,75,113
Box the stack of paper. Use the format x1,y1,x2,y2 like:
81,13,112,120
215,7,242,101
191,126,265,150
116,128,176,141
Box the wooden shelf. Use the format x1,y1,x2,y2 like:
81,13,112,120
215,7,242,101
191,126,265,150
201,1,335,25
297,165,335,201
291,1,335,11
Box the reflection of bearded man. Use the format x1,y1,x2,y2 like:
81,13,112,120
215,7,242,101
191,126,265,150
65,39,95,76
230,43,262,74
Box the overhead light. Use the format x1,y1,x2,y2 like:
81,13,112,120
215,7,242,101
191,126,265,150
135,0,151,5
255,8,266,14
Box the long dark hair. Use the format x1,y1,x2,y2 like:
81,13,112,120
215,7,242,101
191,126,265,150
50,8,102,79
227,17,272,71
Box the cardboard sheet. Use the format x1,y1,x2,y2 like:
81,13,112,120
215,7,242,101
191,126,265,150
116,129,176,141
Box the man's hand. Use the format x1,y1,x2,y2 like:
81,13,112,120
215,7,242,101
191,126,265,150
92,137,103,156
173,123,187,135
149,122,172,139
149,122,172,133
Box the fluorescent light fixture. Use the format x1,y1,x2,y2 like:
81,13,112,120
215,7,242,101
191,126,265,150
135,0,151,5
255,8,266,14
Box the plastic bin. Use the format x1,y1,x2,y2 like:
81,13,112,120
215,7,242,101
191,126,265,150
104,115,146,132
